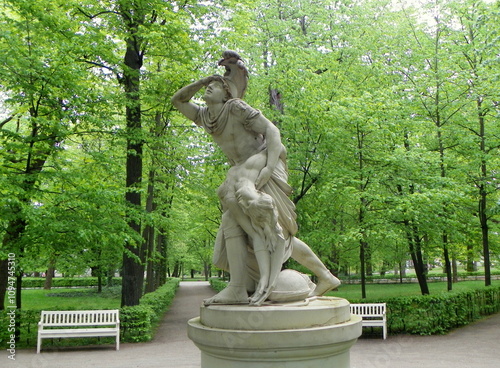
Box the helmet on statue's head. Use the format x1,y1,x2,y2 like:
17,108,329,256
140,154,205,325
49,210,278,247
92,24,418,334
218,50,248,99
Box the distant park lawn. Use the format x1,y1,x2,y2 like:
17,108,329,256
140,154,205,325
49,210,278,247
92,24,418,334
16,287,121,310
327,279,500,301
6,279,498,311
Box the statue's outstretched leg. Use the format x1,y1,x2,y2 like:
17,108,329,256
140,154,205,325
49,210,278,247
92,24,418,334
291,237,341,296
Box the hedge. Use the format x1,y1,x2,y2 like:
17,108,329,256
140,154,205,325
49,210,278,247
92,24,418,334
121,278,180,342
209,279,500,336
0,278,180,348
341,271,500,284
209,278,228,292
349,285,500,335
21,277,122,288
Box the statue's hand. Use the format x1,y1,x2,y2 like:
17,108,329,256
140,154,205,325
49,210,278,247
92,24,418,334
255,166,273,190
200,75,222,86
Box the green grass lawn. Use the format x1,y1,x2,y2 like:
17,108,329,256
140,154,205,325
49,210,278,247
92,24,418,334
6,279,500,310
327,279,500,301
14,287,121,310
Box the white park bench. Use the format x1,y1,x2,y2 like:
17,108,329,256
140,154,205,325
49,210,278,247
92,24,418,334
350,303,387,339
37,310,120,353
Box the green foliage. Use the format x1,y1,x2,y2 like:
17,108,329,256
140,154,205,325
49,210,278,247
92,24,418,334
211,278,499,335
1,289,120,348
0,309,40,348
0,278,179,347
1,0,500,309
209,278,228,292
139,278,179,317
348,285,500,336
119,305,156,343
121,278,180,342
21,277,122,288
20,288,121,311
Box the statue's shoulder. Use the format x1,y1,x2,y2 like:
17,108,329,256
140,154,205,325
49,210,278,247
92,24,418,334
226,99,260,120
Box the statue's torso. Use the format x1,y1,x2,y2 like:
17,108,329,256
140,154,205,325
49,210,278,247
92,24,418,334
198,100,266,166
212,119,265,166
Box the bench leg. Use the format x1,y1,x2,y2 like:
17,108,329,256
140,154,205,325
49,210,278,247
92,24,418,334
37,335,41,354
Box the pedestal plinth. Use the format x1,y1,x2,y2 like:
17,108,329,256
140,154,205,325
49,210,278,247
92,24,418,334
188,297,362,368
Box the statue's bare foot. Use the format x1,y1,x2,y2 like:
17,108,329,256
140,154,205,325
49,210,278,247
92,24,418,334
310,274,341,296
204,285,249,306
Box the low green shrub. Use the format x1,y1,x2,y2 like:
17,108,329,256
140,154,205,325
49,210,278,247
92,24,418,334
0,309,40,348
209,278,228,292
22,277,122,288
209,279,500,336
120,305,155,342
120,278,180,342
350,285,500,335
341,270,500,283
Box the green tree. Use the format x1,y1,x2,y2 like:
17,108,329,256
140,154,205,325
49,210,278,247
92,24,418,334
450,0,500,286
0,0,106,310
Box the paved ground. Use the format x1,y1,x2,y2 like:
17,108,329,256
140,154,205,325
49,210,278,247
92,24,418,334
7,281,500,368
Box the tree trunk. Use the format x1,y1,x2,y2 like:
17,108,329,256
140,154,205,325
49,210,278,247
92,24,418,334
97,273,103,293
405,221,429,295
144,223,155,293
398,262,405,284
478,97,491,287
204,261,210,281
466,243,475,272
144,169,156,293
156,232,167,287
365,245,373,276
397,162,429,296
1,217,27,313
44,256,57,290
442,236,452,291
172,261,181,278
359,196,368,299
120,4,146,307
107,269,114,287
359,239,367,299
479,189,491,286
452,258,458,283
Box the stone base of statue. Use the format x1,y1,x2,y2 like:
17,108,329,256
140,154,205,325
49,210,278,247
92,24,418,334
188,297,362,368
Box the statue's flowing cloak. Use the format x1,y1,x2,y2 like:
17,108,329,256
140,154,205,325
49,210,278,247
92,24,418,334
196,99,298,288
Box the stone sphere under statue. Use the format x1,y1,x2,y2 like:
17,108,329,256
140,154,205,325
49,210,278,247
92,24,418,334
268,269,316,303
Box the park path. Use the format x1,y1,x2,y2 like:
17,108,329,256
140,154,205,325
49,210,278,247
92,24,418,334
8,281,500,368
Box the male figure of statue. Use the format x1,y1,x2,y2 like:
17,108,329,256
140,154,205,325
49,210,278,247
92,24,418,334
171,52,340,305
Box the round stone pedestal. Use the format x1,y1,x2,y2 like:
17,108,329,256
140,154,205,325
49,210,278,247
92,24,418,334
188,297,362,368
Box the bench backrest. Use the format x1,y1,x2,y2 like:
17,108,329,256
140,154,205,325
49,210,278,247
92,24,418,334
40,310,120,327
350,303,386,317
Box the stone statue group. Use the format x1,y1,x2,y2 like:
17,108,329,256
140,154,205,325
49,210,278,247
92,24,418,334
172,51,340,306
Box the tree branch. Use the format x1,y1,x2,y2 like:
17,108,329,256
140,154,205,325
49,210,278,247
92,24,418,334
0,115,15,129
77,58,123,83
76,7,120,20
